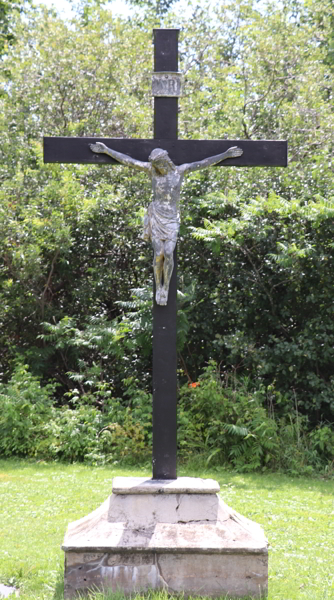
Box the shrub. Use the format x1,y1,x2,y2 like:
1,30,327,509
1,361,332,475
44,404,103,462
309,425,334,461
93,382,152,464
94,409,149,465
44,383,152,464
0,362,56,457
178,361,279,471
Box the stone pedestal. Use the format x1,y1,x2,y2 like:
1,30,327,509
62,477,268,598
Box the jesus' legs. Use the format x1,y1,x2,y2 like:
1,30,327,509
152,239,164,304
152,238,176,305
160,240,176,305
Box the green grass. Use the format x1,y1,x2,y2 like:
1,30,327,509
0,459,333,600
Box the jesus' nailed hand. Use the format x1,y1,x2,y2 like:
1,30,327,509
90,142,243,306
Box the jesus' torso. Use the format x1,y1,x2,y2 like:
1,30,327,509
148,167,184,242
151,167,184,206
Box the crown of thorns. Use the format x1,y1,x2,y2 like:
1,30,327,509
148,148,169,162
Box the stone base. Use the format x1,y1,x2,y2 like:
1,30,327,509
62,477,268,598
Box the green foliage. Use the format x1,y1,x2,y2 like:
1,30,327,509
0,362,152,464
179,361,334,475
124,0,177,18
43,398,151,466
178,361,280,471
117,285,192,357
0,0,27,58
47,380,152,464
45,404,104,462
306,0,334,72
38,309,155,401
0,362,56,457
94,410,148,464
116,287,153,358
0,361,333,474
190,193,334,422
309,424,334,460
0,0,334,466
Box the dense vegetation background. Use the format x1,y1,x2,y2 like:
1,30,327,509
0,0,333,473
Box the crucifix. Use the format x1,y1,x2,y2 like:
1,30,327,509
44,29,287,481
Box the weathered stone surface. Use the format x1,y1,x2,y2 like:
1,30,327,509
66,552,105,567
107,491,220,527
64,552,267,599
63,477,268,599
112,476,220,494
65,553,160,597
157,553,267,597
63,496,267,554
151,72,182,97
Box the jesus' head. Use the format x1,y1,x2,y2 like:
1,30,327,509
148,148,176,174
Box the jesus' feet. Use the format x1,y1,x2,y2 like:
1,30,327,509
159,288,168,306
155,287,168,306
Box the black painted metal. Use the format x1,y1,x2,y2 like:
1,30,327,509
153,29,179,72
153,29,179,141
152,254,177,480
154,98,178,140
44,137,288,167
152,29,179,480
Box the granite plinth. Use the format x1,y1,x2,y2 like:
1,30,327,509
62,477,268,599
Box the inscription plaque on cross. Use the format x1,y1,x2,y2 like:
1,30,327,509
44,28,287,481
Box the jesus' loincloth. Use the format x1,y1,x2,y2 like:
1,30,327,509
142,201,180,243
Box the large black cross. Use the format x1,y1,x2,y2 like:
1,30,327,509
44,29,287,480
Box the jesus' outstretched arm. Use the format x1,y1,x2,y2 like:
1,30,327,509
179,146,243,175
90,142,151,173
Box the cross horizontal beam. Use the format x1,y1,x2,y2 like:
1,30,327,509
44,137,287,167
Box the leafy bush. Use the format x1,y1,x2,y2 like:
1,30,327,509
42,389,152,465
0,363,56,457
44,404,103,462
94,409,149,465
1,362,333,475
309,425,334,461
189,193,334,424
0,363,151,464
93,381,153,465
178,362,334,474
178,361,279,471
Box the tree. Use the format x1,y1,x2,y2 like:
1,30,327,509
305,0,334,72
124,0,178,18
0,0,28,58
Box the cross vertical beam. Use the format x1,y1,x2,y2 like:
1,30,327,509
152,29,179,480
153,29,179,139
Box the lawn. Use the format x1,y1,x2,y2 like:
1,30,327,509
0,459,333,600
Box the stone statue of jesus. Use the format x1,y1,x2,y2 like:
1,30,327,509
90,142,243,305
